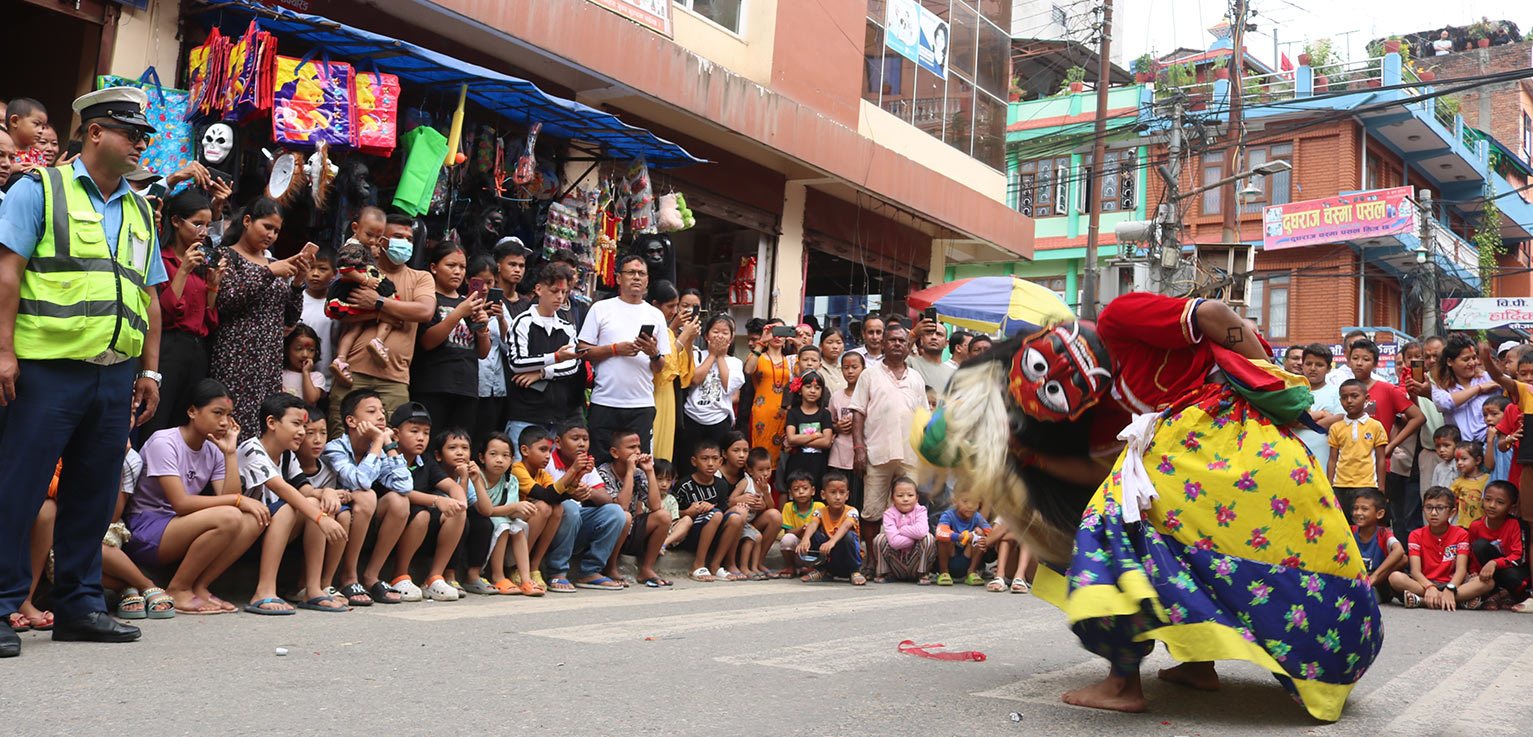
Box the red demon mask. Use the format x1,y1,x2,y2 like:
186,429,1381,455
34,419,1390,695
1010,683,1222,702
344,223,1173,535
1007,322,1113,422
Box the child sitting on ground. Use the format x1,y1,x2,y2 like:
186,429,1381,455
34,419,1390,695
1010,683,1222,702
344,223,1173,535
238,394,350,615
935,492,991,586
1451,441,1488,527
727,447,784,581
873,476,933,584
328,207,396,377
323,389,411,605
295,408,373,606
1431,425,1463,490
464,432,543,596
986,518,1032,594
598,430,672,587
1351,488,1405,602
655,461,691,556
437,428,485,596
1389,486,1472,610
778,470,825,578
674,438,746,583
796,470,863,584
391,407,469,602
107,443,174,620
1466,480,1528,610
512,427,584,593
1327,379,1388,512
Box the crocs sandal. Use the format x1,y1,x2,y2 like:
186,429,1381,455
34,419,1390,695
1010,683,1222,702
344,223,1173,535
963,572,986,586
519,580,544,597
143,587,176,619
116,588,147,620
391,576,424,602
423,576,460,602
532,571,548,592
936,572,954,586
464,579,499,596
493,578,518,595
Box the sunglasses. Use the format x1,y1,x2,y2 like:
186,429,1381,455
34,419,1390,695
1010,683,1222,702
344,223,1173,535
100,124,154,146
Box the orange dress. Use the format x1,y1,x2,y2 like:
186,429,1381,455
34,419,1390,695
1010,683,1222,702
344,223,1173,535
750,354,792,468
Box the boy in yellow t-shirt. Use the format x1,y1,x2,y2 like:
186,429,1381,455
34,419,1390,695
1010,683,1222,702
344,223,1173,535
1327,379,1388,513
777,469,825,577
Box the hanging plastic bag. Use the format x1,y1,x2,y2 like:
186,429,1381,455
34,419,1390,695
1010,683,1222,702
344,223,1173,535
514,123,543,186
625,158,655,234
353,69,400,157
272,50,355,149
225,21,276,123
96,68,195,178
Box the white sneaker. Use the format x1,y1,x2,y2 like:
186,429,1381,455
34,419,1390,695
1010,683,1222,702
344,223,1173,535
424,577,459,602
392,577,424,602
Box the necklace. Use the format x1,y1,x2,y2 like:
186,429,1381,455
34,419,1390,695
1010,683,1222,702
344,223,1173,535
767,353,788,391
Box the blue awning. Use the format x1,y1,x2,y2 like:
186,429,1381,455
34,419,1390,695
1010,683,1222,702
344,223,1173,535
194,0,704,168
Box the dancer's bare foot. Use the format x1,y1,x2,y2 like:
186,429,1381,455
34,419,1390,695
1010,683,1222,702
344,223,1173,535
1158,661,1221,691
1061,671,1147,713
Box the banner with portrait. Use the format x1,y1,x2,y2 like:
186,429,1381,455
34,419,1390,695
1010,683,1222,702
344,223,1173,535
885,0,949,79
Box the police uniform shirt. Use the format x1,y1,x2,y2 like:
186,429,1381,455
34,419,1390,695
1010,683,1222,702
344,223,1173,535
0,159,168,287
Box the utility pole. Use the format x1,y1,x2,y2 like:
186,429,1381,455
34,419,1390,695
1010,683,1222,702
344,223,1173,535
1157,97,1185,293
1080,0,1114,319
1221,0,1248,245
1419,189,1439,337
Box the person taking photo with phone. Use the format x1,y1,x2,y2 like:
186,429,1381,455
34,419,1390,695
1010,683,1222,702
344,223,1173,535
649,280,698,462
746,318,796,471
505,262,584,458
142,189,225,439
578,254,671,463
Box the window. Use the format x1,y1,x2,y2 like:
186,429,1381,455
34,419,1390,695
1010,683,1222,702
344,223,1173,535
1051,4,1068,27
1027,275,1069,302
1240,144,1293,213
1015,156,1073,217
1523,112,1531,162
1077,150,1139,213
1201,160,1223,216
676,0,743,34
1247,275,1290,339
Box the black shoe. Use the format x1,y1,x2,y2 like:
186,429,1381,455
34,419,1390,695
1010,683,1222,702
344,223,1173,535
0,622,17,658
51,612,141,643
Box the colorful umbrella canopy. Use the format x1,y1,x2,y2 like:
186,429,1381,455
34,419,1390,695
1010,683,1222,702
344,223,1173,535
906,276,1075,337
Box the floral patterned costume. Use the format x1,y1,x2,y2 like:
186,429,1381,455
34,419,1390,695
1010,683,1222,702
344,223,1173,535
1032,293,1381,722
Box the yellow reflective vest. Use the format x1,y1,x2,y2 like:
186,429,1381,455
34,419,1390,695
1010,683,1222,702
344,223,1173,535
15,166,153,362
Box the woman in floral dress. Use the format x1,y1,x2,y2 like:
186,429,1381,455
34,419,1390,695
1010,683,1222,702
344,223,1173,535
745,319,792,470
923,292,1380,722
210,198,309,438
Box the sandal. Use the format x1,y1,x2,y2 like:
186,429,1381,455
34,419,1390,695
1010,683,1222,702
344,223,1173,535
964,572,986,586
243,597,296,616
851,572,867,586
716,567,747,582
519,580,544,597
1402,591,1422,609
749,571,773,581
140,587,176,619
493,578,518,595
1010,578,1031,594
546,577,577,593
917,573,933,586
366,579,401,605
801,570,827,583
872,575,887,584
116,588,147,620
986,577,1007,592
641,577,673,588
6,612,30,632
464,578,499,596
936,572,954,586
1511,599,1533,613
689,567,716,583
775,568,796,579
339,582,373,607
175,596,225,615
296,596,350,612
572,576,624,591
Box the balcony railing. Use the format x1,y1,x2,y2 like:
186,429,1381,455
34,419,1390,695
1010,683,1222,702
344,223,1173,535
881,97,946,125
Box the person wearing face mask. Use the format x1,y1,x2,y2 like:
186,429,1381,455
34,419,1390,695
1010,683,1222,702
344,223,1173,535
324,212,436,438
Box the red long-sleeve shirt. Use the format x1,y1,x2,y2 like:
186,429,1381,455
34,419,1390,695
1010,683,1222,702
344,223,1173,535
158,250,220,337
1467,516,1526,570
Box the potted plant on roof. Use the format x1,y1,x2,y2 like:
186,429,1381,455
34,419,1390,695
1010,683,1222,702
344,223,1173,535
1060,65,1088,94
1009,76,1025,102
1211,56,1230,81
1133,53,1156,83
1469,19,1493,48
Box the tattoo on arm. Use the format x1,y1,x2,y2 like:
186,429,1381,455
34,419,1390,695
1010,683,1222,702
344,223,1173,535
1224,327,1244,348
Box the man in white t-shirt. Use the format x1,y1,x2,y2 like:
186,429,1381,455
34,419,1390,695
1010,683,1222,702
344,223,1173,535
578,254,671,461
847,315,885,361
1433,30,1453,56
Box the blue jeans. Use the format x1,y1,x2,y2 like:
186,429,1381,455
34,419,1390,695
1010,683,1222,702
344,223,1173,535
0,360,134,619
545,500,626,579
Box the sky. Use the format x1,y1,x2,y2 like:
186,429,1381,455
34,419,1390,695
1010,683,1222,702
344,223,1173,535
1117,0,1530,67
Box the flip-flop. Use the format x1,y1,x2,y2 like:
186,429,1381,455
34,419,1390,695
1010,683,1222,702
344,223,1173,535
208,595,239,613
25,611,53,631
6,612,30,632
573,576,624,591
243,597,296,615
296,596,350,613
641,577,673,588
174,596,224,615
546,577,577,593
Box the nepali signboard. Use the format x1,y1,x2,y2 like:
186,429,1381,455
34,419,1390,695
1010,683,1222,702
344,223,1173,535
1261,186,1416,251
586,0,672,37
1443,297,1533,330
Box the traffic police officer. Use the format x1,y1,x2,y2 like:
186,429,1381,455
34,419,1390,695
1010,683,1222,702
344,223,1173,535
0,87,167,657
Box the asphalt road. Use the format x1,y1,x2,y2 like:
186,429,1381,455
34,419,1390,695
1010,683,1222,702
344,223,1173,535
4,579,1532,737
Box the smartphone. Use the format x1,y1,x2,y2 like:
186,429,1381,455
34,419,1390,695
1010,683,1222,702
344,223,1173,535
1409,358,1424,384
771,325,795,338
468,277,487,296
685,304,699,318
639,324,656,339
301,242,319,258
487,287,504,303
922,307,938,322
65,140,83,159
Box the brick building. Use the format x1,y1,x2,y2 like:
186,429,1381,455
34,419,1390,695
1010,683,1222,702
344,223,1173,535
1421,39,1533,162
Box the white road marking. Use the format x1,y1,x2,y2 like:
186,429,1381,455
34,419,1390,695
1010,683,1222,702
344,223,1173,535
714,616,1058,674
1374,632,1533,734
524,592,967,644
371,581,825,622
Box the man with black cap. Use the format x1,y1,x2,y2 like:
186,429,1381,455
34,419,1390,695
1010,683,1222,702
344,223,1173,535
0,87,168,656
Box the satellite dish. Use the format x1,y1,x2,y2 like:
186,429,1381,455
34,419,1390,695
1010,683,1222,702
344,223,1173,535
266,150,306,205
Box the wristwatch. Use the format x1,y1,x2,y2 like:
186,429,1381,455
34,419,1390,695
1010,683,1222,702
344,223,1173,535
137,370,163,385
1445,583,1458,592
374,298,385,312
